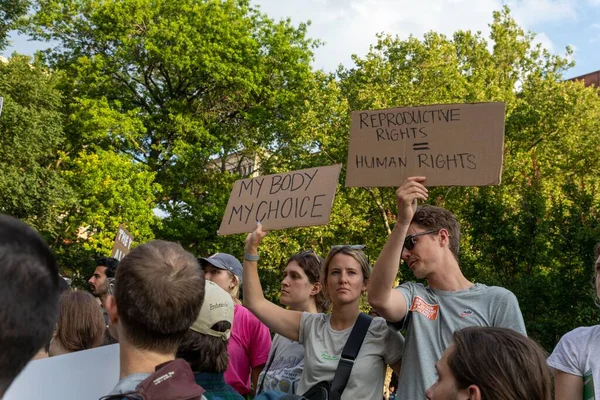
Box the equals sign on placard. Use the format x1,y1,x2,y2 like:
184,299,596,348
413,142,430,151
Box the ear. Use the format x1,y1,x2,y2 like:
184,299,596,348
311,281,322,296
362,278,369,293
230,275,239,290
467,385,481,400
438,228,450,247
105,295,119,325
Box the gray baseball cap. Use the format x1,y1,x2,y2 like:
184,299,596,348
198,253,243,284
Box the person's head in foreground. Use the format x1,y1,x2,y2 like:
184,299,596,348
106,240,205,357
0,214,59,396
50,290,105,356
177,280,234,373
198,253,242,304
426,327,552,400
280,249,327,313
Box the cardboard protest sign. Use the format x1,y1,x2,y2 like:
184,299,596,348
110,224,134,261
5,344,119,400
346,102,506,187
219,164,342,235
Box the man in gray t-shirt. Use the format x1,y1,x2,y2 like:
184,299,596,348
368,177,526,400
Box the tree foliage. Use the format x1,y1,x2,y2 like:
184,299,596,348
0,55,75,237
12,2,600,350
0,0,29,50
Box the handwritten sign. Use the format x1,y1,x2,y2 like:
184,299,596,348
110,224,134,261
345,102,505,187
5,344,119,400
219,164,342,235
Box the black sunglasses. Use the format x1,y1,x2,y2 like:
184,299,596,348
403,230,438,251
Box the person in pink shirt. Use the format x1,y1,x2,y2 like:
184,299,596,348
199,253,272,396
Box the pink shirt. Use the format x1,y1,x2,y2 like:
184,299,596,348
224,304,272,395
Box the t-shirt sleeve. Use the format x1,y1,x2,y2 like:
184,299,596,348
387,283,415,330
249,315,272,368
547,329,585,377
491,289,527,335
298,312,316,345
383,324,405,365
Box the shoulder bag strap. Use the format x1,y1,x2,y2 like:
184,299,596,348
328,313,373,400
257,340,279,394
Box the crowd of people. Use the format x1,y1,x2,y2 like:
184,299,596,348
0,176,598,399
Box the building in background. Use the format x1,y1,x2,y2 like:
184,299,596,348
569,70,600,88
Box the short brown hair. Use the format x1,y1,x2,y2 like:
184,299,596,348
55,290,104,352
449,327,553,400
412,205,461,260
321,246,371,301
115,240,205,354
287,251,328,313
177,321,231,373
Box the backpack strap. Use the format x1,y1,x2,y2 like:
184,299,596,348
328,313,373,400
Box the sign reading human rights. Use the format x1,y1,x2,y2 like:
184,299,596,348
219,164,342,235
346,102,506,187
110,224,134,261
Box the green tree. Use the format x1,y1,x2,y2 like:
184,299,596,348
337,7,600,349
0,55,75,238
58,149,160,284
27,0,322,253
0,0,29,50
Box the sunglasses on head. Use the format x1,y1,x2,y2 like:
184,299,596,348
330,244,366,251
403,230,438,251
330,244,369,263
296,248,322,260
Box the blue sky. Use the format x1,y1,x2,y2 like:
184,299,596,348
3,0,599,79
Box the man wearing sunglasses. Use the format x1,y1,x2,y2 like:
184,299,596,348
368,176,526,400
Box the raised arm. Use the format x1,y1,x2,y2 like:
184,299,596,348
368,177,428,322
242,222,302,342
553,369,583,400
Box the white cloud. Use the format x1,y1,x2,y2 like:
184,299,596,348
532,32,555,53
253,0,575,71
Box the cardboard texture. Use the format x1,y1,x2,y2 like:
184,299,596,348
219,164,342,235
110,224,134,261
346,102,506,187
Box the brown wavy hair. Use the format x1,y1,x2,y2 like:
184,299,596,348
412,205,461,260
287,250,328,313
449,327,553,400
55,290,105,352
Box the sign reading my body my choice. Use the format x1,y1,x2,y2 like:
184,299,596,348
219,164,342,235
346,102,506,187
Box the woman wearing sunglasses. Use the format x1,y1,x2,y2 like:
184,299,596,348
243,222,404,400
256,249,328,395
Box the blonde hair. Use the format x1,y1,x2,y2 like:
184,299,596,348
228,272,242,305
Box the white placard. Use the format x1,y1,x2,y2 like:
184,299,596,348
5,344,119,400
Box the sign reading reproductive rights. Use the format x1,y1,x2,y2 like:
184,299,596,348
219,164,342,235
110,224,134,261
346,102,506,187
